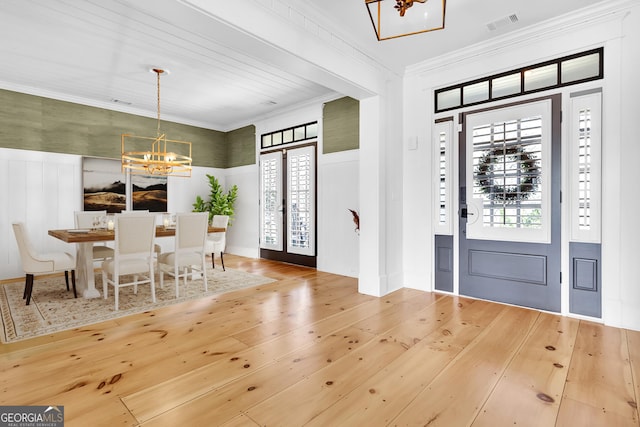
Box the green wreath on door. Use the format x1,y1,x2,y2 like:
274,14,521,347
475,146,540,203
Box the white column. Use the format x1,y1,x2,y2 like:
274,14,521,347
358,96,387,296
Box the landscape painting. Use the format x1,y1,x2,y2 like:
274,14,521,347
132,174,167,212
83,157,125,213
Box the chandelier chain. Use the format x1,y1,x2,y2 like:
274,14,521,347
156,69,161,137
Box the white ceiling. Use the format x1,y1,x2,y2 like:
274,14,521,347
0,0,608,131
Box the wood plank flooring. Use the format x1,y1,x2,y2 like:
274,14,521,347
1,254,639,426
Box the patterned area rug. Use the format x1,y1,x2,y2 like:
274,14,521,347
0,268,275,343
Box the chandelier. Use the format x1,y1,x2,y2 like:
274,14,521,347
121,68,192,177
365,0,446,41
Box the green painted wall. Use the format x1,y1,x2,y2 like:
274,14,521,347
0,89,256,168
322,96,359,154
226,125,256,168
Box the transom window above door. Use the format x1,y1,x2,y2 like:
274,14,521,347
261,122,318,149
435,47,603,113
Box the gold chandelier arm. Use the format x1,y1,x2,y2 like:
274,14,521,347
120,68,192,177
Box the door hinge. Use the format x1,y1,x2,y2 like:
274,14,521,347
560,272,562,283
560,191,562,203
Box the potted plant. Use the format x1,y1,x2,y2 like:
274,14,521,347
193,174,238,224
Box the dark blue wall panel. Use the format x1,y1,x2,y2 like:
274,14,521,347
435,235,454,292
569,242,601,318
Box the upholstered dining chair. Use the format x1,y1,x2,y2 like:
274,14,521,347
204,214,229,271
74,210,114,262
101,213,156,311
12,222,77,305
120,209,162,259
158,212,209,298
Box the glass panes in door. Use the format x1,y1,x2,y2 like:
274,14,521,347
259,145,316,264
471,116,543,229
260,152,283,251
287,146,315,256
465,99,552,244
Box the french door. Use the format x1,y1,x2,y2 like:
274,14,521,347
259,144,316,267
459,96,561,312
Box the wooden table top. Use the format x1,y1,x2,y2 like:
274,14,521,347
48,226,226,243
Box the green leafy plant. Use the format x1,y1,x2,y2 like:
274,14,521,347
192,174,238,224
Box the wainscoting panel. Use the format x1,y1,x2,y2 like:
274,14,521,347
569,242,601,318
469,250,547,286
0,148,82,280
434,235,453,292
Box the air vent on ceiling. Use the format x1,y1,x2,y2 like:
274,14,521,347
486,13,519,32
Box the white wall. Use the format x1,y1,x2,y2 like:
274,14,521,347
223,164,260,258
615,4,640,330
0,148,221,280
318,149,359,277
253,98,361,278
1,148,82,280
402,2,640,330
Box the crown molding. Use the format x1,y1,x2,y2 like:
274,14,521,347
406,0,635,76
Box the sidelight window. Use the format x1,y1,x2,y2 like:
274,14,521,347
570,91,601,243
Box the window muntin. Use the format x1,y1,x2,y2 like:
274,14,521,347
438,131,447,224
465,99,552,243
570,91,601,243
287,146,315,256
433,120,453,234
261,121,318,149
562,53,600,84
492,73,521,98
472,117,543,229
463,81,489,105
260,153,283,250
435,48,603,113
577,108,592,230
524,64,557,92
437,88,461,110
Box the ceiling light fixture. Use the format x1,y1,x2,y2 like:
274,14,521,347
365,0,446,41
121,68,192,177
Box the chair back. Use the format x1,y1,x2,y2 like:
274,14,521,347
12,222,53,273
114,213,156,258
208,215,229,247
75,210,107,228
176,212,209,252
211,215,229,229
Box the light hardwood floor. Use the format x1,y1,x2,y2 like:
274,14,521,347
1,254,639,426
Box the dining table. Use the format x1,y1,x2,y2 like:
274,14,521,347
48,225,226,299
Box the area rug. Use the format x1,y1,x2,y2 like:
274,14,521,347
0,268,275,343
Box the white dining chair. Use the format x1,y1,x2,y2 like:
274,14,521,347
12,222,77,305
74,210,114,262
204,215,229,271
120,209,162,259
101,213,156,311
158,212,209,297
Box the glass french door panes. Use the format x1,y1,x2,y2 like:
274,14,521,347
259,146,316,259
287,146,315,256
260,152,283,251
